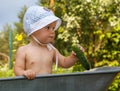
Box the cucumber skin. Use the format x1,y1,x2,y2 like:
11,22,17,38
72,46,90,70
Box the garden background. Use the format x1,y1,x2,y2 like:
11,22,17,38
0,0,120,91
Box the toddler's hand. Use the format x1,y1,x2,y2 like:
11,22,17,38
23,70,36,80
71,44,85,58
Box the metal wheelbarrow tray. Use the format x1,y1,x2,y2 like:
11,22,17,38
0,66,120,91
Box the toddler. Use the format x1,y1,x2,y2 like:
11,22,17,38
14,5,83,80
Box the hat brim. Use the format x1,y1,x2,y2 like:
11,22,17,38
29,15,61,36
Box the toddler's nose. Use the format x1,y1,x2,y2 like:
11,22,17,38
50,28,55,33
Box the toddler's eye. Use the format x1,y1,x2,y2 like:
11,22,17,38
45,26,55,31
53,27,55,30
46,26,50,30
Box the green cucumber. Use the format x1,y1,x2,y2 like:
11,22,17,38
72,45,91,70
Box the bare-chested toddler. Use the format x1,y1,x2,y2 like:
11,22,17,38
14,5,84,80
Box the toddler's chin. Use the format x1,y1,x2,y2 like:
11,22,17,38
49,40,55,44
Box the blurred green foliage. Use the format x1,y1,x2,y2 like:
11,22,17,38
108,73,120,91
0,66,14,78
0,0,120,91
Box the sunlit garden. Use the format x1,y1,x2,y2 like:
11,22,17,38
0,0,120,91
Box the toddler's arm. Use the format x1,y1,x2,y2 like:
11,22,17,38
53,45,85,68
14,47,36,80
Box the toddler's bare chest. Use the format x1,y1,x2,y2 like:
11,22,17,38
26,49,54,64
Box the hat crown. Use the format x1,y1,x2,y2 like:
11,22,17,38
23,6,61,36
24,6,53,24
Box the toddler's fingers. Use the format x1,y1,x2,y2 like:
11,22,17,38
24,71,31,79
30,72,36,79
72,51,76,56
77,44,85,52
23,70,36,80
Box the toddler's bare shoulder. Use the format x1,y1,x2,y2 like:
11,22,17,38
17,45,29,53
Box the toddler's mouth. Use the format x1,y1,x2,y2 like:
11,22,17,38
49,35,54,39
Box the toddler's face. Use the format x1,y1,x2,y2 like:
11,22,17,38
32,21,56,44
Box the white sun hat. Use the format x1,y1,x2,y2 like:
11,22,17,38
23,5,61,36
